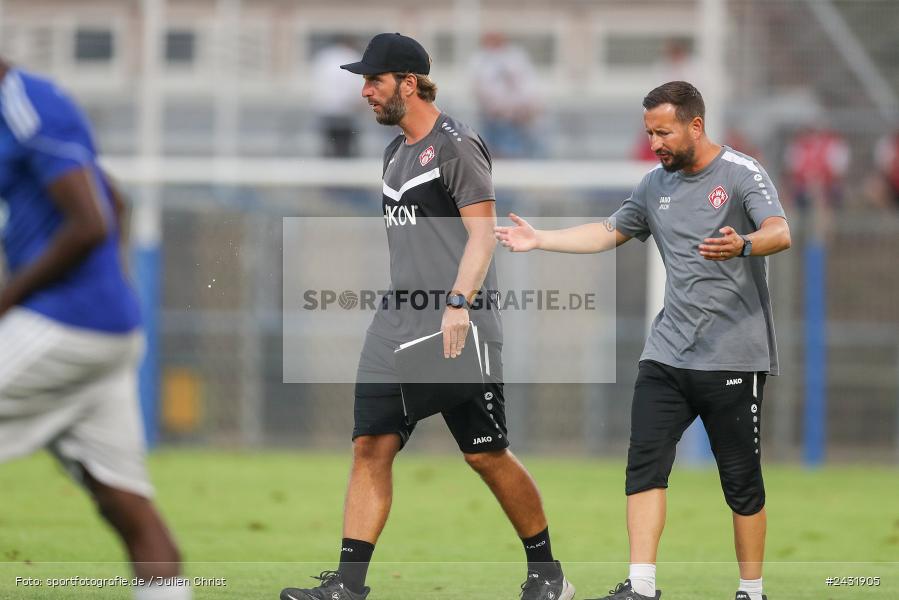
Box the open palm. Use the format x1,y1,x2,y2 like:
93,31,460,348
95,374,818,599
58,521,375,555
494,213,538,252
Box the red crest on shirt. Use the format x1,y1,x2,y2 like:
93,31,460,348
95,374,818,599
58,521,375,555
708,185,729,209
419,145,436,167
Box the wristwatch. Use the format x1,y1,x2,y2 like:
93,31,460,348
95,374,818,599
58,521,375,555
446,292,469,309
740,235,753,257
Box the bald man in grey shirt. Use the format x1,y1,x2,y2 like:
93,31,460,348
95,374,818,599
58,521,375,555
496,81,791,600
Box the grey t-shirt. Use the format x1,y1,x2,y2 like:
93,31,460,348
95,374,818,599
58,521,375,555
368,113,503,345
612,146,786,374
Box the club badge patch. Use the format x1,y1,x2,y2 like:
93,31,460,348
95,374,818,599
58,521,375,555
419,145,436,166
708,185,729,209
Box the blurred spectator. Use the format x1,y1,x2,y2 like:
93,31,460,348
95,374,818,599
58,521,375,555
311,36,363,158
872,130,899,209
783,127,850,211
631,131,657,162
470,32,542,158
652,38,701,90
724,128,764,164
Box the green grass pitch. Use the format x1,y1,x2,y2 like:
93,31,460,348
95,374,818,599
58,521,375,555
1,450,897,599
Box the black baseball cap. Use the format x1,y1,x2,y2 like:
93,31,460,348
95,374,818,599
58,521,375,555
340,33,431,75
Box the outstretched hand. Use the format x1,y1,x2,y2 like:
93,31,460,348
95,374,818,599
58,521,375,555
493,213,538,252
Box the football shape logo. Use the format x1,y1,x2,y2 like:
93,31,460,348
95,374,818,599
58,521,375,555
708,185,729,209
419,145,436,166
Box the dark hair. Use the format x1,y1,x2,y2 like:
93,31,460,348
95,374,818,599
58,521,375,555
643,81,705,124
393,72,438,102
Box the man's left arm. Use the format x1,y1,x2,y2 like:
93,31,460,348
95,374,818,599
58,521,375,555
442,200,496,358
699,216,791,260
440,134,497,359
699,162,791,261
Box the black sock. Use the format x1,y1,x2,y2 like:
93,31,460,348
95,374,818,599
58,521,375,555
521,527,560,578
338,538,375,593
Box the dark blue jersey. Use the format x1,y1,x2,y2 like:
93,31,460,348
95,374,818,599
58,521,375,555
0,69,140,332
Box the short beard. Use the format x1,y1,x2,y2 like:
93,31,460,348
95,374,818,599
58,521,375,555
660,145,696,173
375,84,406,126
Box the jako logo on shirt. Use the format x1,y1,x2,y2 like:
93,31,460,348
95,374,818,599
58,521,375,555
726,378,743,386
419,145,436,166
708,185,729,209
472,436,493,445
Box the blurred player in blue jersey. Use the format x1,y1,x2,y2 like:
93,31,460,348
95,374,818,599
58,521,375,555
0,58,190,599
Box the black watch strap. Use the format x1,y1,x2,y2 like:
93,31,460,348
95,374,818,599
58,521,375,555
446,293,468,309
740,235,753,257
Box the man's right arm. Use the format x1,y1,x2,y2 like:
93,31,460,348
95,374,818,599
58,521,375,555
494,215,633,254
102,169,129,245
495,175,651,253
534,217,631,253
0,167,108,315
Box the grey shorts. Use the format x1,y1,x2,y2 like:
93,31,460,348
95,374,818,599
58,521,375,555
0,308,153,498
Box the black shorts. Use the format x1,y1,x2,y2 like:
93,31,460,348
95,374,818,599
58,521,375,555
353,332,509,454
626,360,767,515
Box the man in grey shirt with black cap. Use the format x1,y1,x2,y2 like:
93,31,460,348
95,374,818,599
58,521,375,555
280,33,573,600
496,81,791,600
